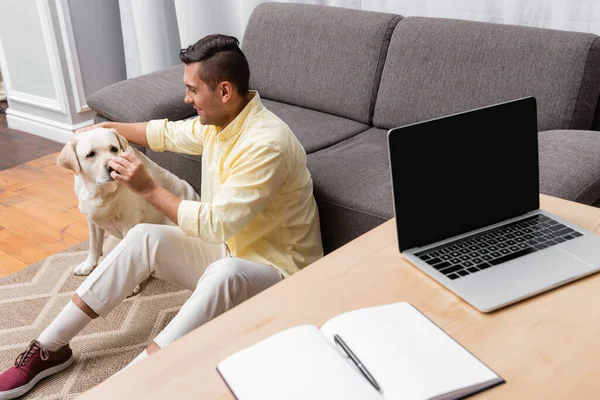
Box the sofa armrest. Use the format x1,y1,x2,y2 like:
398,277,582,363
538,129,600,205
86,65,195,123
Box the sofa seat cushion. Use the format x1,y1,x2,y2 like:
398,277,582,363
87,65,196,123
307,128,393,252
262,99,370,154
539,130,600,205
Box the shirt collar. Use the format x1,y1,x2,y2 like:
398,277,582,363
217,90,263,142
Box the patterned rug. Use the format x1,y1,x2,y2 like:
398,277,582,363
0,236,191,399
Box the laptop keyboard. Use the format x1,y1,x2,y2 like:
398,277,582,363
414,214,583,281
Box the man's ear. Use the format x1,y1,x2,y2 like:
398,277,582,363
56,138,81,175
220,81,233,103
111,129,129,152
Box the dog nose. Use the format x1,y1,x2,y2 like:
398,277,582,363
106,165,114,174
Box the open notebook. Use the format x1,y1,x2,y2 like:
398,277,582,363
217,302,504,400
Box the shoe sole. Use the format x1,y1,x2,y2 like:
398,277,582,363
0,356,74,400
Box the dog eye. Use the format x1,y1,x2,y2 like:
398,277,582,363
86,151,96,158
111,146,119,153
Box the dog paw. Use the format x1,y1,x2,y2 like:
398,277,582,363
74,261,95,276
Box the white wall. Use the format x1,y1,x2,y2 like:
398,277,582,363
121,0,600,79
0,0,66,121
0,0,126,143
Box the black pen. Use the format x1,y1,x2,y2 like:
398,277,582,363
333,334,381,392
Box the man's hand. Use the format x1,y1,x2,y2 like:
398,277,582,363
75,122,109,134
108,152,157,195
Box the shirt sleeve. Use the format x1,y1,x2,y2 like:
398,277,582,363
146,117,206,155
177,144,288,244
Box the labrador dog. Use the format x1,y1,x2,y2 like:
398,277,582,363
57,127,200,293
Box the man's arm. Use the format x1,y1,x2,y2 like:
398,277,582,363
77,122,149,147
78,118,204,155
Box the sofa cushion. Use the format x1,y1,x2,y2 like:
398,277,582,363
262,99,369,154
93,113,113,126
243,3,401,124
307,128,393,253
374,17,600,132
539,130,600,205
87,65,196,123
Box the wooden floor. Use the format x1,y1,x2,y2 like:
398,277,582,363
0,102,87,279
0,101,64,170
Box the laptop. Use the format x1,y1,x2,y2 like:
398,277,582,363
387,96,600,312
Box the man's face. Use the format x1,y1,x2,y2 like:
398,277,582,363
183,63,226,126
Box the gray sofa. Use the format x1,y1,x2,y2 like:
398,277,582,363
87,2,600,255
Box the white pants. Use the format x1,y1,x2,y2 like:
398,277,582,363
75,223,282,348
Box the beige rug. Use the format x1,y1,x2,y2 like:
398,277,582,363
0,237,192,399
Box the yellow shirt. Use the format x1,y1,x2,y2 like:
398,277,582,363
146,91,323,277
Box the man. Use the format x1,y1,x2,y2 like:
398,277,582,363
0,34,323,399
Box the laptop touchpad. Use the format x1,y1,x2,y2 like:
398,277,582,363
557,235,600,268
453,248,592,311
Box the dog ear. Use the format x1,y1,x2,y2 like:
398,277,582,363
56,138,82,175
111,129,129,152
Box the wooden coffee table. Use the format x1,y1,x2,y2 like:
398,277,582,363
80,194,600,399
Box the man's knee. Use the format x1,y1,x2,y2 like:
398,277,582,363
201,258,280,306
202,258,250,305
125,223,170,245
205,258,246,281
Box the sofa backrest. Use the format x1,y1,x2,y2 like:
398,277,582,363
373,17,600,132
242,2,401,125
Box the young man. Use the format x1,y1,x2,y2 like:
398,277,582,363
0,34,323,399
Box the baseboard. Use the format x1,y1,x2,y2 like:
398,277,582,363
6,109,94,143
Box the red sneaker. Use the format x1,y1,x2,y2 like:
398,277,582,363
0,340,73,400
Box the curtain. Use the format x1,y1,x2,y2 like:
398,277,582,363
119,0,600,78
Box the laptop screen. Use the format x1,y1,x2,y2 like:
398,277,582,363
389,97,539,252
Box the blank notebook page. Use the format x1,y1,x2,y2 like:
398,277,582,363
217,324,382,400
320,303,501,400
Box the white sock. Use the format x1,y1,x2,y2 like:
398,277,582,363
38,301,93,352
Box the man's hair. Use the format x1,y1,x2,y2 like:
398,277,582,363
179,34,250,95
